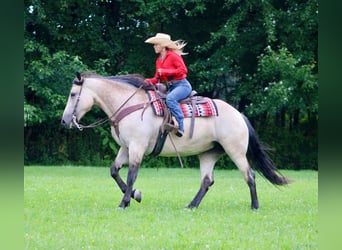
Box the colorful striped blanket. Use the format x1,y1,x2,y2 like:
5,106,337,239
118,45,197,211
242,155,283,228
147,90,219,118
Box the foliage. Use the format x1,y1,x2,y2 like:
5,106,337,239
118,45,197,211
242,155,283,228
24,0,317,169
24,123,106,166
25,167,318,249
245,45,318,117
24,40,88,126
258,125,318,170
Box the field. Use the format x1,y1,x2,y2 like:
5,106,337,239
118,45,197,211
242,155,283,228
24,167,317,249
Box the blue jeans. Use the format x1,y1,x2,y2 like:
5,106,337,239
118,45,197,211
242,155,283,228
166,79,192,131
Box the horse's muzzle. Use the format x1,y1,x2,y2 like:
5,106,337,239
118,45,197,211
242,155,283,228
61,118,73,129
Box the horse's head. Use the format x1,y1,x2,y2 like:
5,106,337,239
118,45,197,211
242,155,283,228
61,72,94,129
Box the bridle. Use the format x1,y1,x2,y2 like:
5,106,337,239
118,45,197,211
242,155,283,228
71,76,86,130
70,74,184,166
70,75,145,131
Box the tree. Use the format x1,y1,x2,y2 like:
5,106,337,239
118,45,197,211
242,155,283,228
245,46,317,129
24,0,317,169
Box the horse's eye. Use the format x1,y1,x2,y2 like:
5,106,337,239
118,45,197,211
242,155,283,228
70,92,76,97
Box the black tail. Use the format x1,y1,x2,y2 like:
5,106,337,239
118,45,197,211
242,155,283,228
242,114,290,185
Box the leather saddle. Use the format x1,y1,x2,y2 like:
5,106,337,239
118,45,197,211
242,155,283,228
153,83,207,139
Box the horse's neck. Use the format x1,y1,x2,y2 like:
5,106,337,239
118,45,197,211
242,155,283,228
87,79,147,117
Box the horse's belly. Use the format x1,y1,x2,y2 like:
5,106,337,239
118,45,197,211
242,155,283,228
159,138,214,157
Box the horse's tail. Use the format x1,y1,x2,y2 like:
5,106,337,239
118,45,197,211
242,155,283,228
242,114,290,185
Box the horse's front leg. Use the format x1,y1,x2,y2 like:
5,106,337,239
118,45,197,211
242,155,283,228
110,147,141,204
118,162,140,209
118,146,145,209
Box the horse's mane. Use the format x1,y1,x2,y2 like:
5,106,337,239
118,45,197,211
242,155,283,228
80,72,146,88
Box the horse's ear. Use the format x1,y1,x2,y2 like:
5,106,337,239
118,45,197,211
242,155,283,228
73,72,84,85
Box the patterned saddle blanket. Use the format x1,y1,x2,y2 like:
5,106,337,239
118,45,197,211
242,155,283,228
147,90,219,118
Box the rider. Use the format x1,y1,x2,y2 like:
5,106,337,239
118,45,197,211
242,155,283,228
144,33,192,137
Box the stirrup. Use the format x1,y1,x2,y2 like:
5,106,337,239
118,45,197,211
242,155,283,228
164,123,178,132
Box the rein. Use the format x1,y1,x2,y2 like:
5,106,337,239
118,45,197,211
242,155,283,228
72,81,144,131
167,134,184,168
71,77,184,168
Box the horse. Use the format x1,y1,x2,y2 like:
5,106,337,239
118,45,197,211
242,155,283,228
61,72,290,210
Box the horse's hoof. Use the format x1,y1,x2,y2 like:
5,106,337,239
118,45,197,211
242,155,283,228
134,189,142,203
251,203,259,210
116,206,126,211
185,205,197,210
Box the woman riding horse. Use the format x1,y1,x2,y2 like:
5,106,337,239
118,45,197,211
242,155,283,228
61,72,290,210
144,33,192,137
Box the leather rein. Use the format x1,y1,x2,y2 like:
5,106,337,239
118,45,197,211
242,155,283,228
71,77,184,167
71,78,148,134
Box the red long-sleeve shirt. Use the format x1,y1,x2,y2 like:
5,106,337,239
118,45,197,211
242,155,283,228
145,50,188,84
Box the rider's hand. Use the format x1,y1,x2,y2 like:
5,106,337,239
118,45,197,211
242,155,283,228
144,80,153,87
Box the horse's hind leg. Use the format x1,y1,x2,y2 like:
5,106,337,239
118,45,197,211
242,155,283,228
247,168,258,209
187,149,222,209
230,154,259,209
110,147,141,203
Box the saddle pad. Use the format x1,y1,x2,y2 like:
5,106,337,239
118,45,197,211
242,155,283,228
147,90,219,118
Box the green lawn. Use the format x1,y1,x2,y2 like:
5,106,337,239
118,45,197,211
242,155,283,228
24,167,317,249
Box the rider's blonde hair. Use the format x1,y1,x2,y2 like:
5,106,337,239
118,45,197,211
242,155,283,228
169,40,188,56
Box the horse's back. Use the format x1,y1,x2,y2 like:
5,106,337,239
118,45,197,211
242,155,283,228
212,99,248,133
158,99,248,156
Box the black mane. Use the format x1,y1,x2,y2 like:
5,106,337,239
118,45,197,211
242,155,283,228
106,74,146,88
79,72,147,88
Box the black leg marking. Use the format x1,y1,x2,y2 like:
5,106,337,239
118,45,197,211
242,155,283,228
118,164,139,209
247,169,259,209
187,176,214,209
110,165,127,193
110,165,141,203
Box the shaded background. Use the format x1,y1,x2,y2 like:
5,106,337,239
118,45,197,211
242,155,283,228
0,1,341,249
24,0,318,170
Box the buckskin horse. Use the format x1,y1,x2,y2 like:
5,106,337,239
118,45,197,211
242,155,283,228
61,72,289,209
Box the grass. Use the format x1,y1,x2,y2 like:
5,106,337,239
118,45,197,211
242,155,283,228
24,167,317,249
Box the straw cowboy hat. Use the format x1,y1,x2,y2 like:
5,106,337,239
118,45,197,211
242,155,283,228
144,33,179,50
